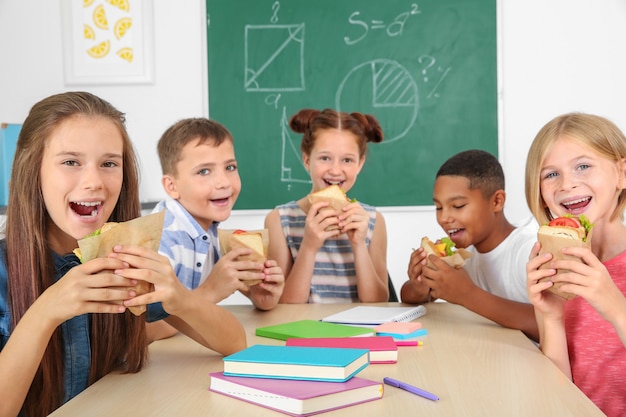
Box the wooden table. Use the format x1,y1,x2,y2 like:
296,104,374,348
49,302,605,416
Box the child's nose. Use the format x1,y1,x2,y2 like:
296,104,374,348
82,167,104,190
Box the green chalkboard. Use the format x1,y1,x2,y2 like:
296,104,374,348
206,0,497,209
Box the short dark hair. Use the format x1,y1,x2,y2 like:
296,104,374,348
436,149,504,198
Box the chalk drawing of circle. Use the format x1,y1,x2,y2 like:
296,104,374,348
335,59,419,144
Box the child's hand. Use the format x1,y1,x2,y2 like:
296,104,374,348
199,248,262,302
526,242,566,318
407,247,427,282
302,201,340,249
39,256,135,324
400,248,431,303
421,255,476,305
108,245,190,316
338,202,369,244
552,246,625,323
247,259,285,310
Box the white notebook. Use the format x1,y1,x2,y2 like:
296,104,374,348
320,305,427,326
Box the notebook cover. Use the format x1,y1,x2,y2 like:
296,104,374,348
209,372,384,416
374,321,422,334
255,319,375,341
286,336,398,364
377,329,428,340
223,345,370,382
320,305,427,325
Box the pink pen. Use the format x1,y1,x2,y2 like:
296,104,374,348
383,377,439,401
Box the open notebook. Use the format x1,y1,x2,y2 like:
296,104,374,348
321,305,427,326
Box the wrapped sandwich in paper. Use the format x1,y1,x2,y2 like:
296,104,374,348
307,185,353,231
537,215,593,300
421,236,472,269
218,229,269,286
73,210,165,315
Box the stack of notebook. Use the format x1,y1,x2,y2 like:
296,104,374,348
211,344,381,416
209,306,428,416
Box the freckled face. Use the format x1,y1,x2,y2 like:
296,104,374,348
303,129,365,193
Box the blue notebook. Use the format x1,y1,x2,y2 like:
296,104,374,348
223,344,370,382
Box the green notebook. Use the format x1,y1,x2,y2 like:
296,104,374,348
255,320,375,341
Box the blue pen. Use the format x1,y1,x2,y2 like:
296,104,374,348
383,377,439,401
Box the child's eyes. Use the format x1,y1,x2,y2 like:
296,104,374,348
198,168,210,175
102,161,119,168
576,163,590,171
453,204,466,210
226,164,237,172
542,171,558,180
62,160,79,167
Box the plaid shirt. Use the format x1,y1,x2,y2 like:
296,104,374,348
152,199,220,289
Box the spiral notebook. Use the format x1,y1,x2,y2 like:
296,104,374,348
320,305,427,326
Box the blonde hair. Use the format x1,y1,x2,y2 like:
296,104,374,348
525,112,626,225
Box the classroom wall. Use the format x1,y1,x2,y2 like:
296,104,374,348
2,0,626,304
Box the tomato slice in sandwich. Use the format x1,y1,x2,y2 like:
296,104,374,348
548,217,580,228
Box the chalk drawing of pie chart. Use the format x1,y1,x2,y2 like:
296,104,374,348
335,59,419,144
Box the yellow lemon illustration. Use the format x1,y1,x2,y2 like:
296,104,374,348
87,40,110,59
93,5,108,30
84,24,96,40
106,0,130,12
83,0,94,7
116,47,133,63
114,17,132,40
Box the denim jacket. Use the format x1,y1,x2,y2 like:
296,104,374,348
0,240,167,405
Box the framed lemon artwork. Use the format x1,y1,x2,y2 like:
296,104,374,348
61,0,154,84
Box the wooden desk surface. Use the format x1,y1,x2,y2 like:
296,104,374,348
49,302,604,417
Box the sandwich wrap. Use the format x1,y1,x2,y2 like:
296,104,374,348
74,210,165,315
421,236,472,269
537,216,593,300
307,185,351,231
218,229,269,286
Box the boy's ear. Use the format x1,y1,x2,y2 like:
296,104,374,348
162,175,180,200
492,189,506,212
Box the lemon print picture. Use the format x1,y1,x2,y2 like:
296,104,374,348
81,1,135,63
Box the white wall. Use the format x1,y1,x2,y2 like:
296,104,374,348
2,0,626,303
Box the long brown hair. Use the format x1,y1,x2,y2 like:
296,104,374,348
5,91,147,416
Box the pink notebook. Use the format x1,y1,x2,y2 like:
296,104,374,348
286,336,398,363
209,372,383,416
374,322,422,334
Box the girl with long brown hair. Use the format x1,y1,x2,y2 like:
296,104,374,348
0,92,245,417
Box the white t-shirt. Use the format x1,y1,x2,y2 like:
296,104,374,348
463,217,538,303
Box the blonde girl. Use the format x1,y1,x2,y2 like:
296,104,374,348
525,112,626,417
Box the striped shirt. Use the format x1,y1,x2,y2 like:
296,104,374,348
277,201,376,303
152,199,220,289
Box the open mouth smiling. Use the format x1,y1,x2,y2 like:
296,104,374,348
70,201,101,218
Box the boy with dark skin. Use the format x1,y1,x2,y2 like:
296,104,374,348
401,150,539,341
